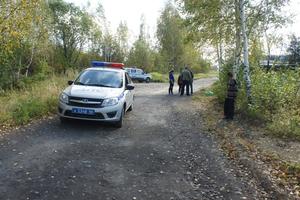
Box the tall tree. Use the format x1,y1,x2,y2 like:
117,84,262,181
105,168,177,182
179,0,234,71
48,0,93,71
116,21,129,61
157,2,186,71
126,16,154,71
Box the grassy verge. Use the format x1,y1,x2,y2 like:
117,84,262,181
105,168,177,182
150,72,169,83
0,70,77,127
193,70,219,79
192,89,300,198
150,70,218,83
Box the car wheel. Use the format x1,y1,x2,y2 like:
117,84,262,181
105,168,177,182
115,107,125,128
60,116,67,123
145,77,150,83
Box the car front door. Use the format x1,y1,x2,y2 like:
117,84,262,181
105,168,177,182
125,73,134,110
130,69,137,80
135,69,144,81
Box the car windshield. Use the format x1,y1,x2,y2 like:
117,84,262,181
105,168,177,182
74,70,123,88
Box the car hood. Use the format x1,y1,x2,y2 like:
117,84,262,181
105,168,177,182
64,85,123,99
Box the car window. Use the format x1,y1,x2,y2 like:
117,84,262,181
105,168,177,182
136,69,143,74
125,68,131,73
125,73,129,85
125,73,133,84
131,69,136,73
74,70,123,88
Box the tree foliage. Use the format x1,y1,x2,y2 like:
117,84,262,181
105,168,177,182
179,0,290,101
156,2,210,73
0,0,212,90
157,2,185,70
49,0,93,71
126,16,154,72
287,35,300,65
0,0,48,89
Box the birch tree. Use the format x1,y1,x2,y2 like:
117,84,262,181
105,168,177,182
239,0,251,101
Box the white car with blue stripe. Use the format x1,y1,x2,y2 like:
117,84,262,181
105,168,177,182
58,61,134,128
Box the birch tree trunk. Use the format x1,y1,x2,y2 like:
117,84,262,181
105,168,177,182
25,46,35,77
239,0,252,102
216,42,223,74
233,0,241,80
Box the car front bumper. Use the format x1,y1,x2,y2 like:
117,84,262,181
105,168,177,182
58,101,123,122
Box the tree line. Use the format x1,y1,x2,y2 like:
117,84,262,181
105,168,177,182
0,0,210,90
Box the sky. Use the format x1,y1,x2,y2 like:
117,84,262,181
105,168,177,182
66,0,168,42
67,0,300,54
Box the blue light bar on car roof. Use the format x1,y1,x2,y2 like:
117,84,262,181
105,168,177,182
91,61,124,68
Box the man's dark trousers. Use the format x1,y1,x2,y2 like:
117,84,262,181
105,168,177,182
181,80,190,96
190,81,193,94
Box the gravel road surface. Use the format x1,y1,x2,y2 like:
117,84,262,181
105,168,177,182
0,78,264,200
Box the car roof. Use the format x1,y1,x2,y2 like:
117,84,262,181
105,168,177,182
85,67,125,73
125,67,142,70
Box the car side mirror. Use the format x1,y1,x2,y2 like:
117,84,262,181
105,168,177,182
126,84,135,90
68,80,74,85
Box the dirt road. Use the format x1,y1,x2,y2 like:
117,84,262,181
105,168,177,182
0,78,266,200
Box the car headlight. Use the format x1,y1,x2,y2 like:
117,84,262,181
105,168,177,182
102,97,119,107
59,93,69,104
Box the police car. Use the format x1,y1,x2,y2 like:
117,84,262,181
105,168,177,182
58,61,134,128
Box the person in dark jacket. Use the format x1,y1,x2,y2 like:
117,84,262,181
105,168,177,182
169,69,175,95
177,73,183,94
180,67,192,96
224,72,238,119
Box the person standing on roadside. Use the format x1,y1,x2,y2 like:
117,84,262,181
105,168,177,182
177,73,183,94
168,69,175,95
187,67,194,95
224,72,238,120
180,66,192,96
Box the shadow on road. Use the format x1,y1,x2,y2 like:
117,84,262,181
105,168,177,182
57,118,119,135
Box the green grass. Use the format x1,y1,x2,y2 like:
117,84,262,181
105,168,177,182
194,70,219,79
0,70,77,126
150,72,169,82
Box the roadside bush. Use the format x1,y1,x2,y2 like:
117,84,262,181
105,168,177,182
212,80,226,103
213,61,300,138
150,72,168,82
250,69,299,118
12,98,48,125
0,69,77,126
212,61,235,103
269,105,300,138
